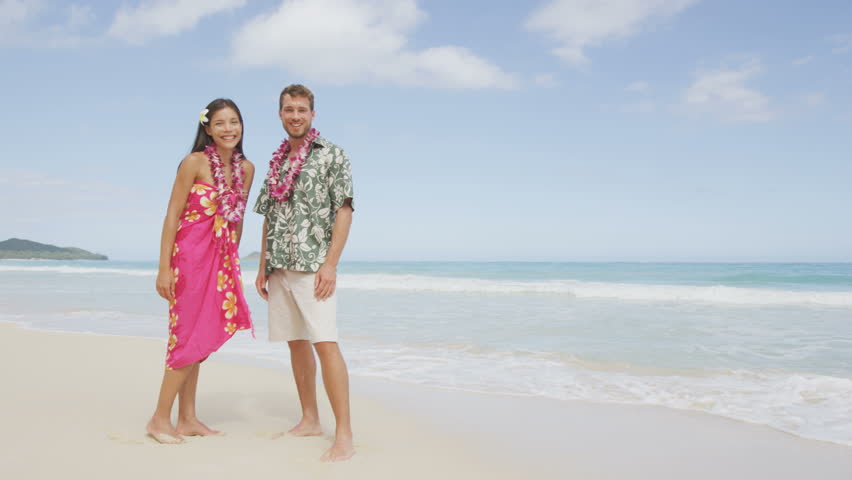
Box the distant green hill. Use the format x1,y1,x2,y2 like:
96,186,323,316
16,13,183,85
242,251,261,261
0,238,108,260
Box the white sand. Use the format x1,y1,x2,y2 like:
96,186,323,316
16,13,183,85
2,322,850,479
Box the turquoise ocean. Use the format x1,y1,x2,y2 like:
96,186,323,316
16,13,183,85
1,260,850,446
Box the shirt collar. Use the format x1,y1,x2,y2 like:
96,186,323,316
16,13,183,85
310,135,328,149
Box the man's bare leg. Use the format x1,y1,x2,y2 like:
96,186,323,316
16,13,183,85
283,340,323,436
176,362,220,436
314,341,355,462
146,363,194,444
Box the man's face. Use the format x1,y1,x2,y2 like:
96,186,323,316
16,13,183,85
279,94,315,139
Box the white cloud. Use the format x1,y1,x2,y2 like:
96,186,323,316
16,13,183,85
682,58,774,122
68,4,95,28
803,92,826,107
525,0,698,65
829,33,852,54
230,0,516,89
626,81,649,92
0,0,91,47
623,100,656,113
0,0,42,29
108,0,247,45
792,55,814,66
0,168,71,187
534,73,559,88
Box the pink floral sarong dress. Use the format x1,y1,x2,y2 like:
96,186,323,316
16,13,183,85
165,181,252,369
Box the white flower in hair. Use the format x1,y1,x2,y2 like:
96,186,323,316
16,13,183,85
200,108,209,125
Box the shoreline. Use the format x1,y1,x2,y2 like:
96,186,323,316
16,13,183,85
7,318,852,450
3,321,851,479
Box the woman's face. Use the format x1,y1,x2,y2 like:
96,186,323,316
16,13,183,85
204,107,242,150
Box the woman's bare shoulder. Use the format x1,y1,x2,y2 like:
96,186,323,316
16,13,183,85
242,159,256,174
176,151,207,175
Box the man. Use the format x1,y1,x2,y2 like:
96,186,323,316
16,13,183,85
254,84,355,462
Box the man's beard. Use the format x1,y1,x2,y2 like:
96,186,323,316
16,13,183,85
286,122,311,139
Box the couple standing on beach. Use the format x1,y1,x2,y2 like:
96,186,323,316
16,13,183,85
146,84,356,462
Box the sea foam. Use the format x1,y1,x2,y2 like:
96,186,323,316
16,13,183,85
336,274,852,307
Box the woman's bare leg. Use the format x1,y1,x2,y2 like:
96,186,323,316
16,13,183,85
176,363,220,436
146,363,195,443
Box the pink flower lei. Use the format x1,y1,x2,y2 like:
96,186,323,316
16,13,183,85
267,128,320,203
203,145,247,223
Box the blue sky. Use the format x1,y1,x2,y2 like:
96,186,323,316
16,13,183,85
1,0,851,261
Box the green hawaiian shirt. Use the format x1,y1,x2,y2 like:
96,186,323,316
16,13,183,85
253,136,354,274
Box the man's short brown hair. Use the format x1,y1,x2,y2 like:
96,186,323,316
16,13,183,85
279,84,315,111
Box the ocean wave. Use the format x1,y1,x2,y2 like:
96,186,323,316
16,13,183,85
714,273,852,286
337,274,852,307
0,265,155,276
3,265,851,307
342,340,852,447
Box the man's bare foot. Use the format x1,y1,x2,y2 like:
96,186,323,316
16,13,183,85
280,419,323,437
320,434,355,462
146,417,184,444
176,418,221,436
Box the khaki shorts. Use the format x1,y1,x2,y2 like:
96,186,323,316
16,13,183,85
267,269,338,343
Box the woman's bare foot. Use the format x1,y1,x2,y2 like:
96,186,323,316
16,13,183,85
320,433,355,462
176,417,221,436
146,417,184,444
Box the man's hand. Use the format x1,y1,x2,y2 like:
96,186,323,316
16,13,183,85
255,270,269,301
314,263,337,301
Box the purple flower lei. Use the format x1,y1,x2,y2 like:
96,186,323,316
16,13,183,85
203,144,247,223
267,128,320,203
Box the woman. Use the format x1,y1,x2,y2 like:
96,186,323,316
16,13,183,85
146,99,255,444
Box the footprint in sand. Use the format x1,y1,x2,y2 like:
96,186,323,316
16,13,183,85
106,433,147,445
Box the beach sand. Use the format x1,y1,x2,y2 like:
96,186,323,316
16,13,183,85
2,322,850,479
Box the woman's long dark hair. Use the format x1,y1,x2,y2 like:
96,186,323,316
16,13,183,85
190,98,245,154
